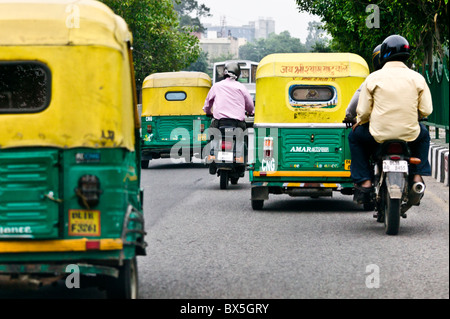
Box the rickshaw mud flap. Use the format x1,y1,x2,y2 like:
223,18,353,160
0,262,119,278
251,186,269,200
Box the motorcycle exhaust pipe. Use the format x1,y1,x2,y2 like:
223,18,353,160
408,182,425,206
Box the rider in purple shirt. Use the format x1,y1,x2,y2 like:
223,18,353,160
203,62,254,130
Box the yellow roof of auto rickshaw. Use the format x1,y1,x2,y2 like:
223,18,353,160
256,53,369,79
142,71,212,89
0,0,132,49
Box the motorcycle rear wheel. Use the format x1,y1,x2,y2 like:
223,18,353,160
384,194,401,235
220,171,229,189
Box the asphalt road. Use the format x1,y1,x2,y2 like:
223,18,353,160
138,159,449,299
1,158,448,300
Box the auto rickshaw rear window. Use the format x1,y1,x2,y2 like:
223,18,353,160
165,91,187,101
289,85,337,108
0,62,51,113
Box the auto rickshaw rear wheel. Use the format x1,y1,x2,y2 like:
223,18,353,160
141,160,149,169
230,177,239,185
252,200,264,210
106,257,139,299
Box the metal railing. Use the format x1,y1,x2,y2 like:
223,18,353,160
419,57,449,143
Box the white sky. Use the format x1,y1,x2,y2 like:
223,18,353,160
198,0,321,42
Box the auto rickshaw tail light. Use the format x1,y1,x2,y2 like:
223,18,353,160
147,124,152,134
86,240,100,250
200,124,205,133
264,137,274,158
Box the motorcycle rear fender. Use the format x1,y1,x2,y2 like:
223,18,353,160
385,172,407,199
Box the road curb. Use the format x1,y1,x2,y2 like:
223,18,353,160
429,143,449,187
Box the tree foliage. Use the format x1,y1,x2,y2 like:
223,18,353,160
173,0,211,33
305,21,331,52
239,31,307,61
99,0,201,86
184,51,210,74
296,0,449,71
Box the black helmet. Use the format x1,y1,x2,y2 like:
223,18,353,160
380,35,410,65
372,44,382,71
224,62,241,80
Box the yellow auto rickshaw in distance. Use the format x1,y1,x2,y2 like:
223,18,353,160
140,71,212,168
249,53,370,210
0,0,146,298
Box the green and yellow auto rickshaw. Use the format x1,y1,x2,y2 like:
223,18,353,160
140,71,212,168
0,0,146,298
249,53,370,210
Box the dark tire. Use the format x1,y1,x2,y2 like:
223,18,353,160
230,177,239,185
220,171,229,189
252,200,264,210
106,257,139,299
141,160,149,169
363,202,376,211
384,195,401,235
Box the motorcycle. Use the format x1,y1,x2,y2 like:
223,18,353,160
371,139,425,235
206,118,247,189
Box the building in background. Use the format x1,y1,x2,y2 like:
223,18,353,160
200,17,275,62
200,36,246,60
254,18,275,40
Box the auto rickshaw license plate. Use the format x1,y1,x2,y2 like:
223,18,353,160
68,210,101,236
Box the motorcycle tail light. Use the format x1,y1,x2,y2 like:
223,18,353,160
386,142,403,155
75,175,102,208
147,124,152,134
221,140,233,151
390,155,401,160
264,137,274,158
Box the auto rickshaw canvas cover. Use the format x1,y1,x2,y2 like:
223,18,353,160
141,71,212,117
0,0,139,151
254,53,370,124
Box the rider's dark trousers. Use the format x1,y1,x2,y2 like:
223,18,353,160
210,118,247,131
348,122,431,185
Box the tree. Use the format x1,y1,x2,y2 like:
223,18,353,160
239,31,307,61
184,51,210,74
305,21,331,52
99,0,201,87
173,0,212,73
296,0,449,71
173,0,211,33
